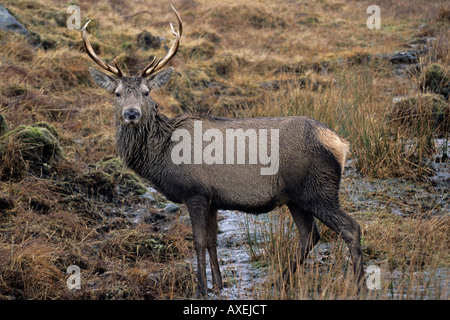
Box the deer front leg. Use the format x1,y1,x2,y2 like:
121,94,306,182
207,208,222,291
185,195,209,297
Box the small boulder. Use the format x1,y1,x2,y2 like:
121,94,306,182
0,124,62,179
164,202,180,214
388,51,419,64
0,5,27,35
140,191,156,203
137,30,162,50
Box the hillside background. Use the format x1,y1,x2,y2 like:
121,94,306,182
0,0,448,299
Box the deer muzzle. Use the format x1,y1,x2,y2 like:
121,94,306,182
123,108,141,124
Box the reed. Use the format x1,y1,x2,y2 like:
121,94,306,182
238,208,448,300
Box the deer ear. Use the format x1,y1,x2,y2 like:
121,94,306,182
89,67,117,93
146,67,173,90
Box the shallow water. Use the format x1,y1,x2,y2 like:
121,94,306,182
199,210,266,299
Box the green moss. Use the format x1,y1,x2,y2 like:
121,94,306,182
98,156,124,174
2,125,61,161
301,16,320,25
1,125,24,139
18,126,61,168
421,63,450,99
15,126,55,147
77,170,114,198
0,124,62,179
95,157,147,196
122,173,147,196
32,122,58,138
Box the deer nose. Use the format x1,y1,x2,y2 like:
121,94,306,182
123,108,141,122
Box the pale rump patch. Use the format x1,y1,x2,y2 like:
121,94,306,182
316,127,350,174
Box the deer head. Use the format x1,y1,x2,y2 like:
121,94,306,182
80,5,182,125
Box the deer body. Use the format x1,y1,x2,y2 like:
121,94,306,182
81,7,364,296
117,112,340,212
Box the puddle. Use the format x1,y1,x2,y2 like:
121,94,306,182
196,210,266,299
381,267,449,300
342,138,449,216
429,138,450,192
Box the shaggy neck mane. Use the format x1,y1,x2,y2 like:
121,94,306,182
115,108,173,184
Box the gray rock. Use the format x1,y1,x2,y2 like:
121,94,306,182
137,30,162,50
388,51,419,64
164,202,180,214
178,214,191,226
146,186,158,194
139,191,156,203
0,5,27,35
378,48,429,65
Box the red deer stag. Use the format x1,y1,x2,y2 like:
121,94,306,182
80,6,364,296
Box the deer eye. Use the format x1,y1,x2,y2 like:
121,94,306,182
115,91,121,97
143,91,149,97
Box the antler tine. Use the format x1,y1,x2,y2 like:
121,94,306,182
171,4,183,37
139,56,158,78
113,59,124,78
140,5,182,77
80,20,124,78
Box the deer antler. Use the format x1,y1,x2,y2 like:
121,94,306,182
80,20,124,78
139,5,182,78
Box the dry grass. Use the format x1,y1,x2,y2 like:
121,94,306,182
0,175,195,299
239,207,448,300
0,0,448,299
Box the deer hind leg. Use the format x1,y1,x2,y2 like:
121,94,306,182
185,195,209,297
311,203,365,289
283,202,320,284
207,208,222,290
